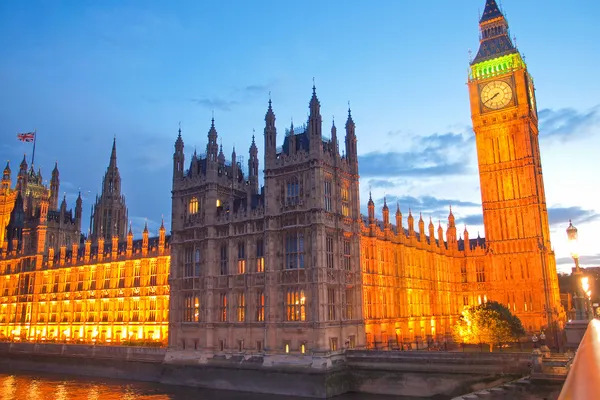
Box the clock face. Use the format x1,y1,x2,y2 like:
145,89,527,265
480,80,513,110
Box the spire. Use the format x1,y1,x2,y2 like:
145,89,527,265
20,154,27,170
396,202,401,216
109,136,117,168
346,103,355,128
448,205,456,226
367,192,374,206
480,0,503,23
52,161,59,176
382,196,388,210
160,217,165,231
143,220,148,233
2,161,10,178
472,0,516,64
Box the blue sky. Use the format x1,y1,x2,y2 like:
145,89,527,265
1,1,599,272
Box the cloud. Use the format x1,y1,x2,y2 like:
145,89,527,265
548,206,600,225
556,253,600,267
456,205,599,231
368,178,398,189
538,106,600,141
189,97,239,112
189,81,276,112
359,130,474,178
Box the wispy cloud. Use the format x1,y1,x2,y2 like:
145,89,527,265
189,81,277,112
556,253,600,266
457,205,599,230
188,97,239,112
359,130,474,178
539,106,600,141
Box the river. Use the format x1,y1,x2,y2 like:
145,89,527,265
0,372,400,400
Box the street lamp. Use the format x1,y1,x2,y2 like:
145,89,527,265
566,221,586,321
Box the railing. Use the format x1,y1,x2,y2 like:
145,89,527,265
558,319,600,399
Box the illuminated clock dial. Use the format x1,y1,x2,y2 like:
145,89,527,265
480,80,513,110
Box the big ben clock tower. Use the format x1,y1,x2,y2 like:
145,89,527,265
468,0,563,331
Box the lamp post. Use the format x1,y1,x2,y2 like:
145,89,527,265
566,221,586,321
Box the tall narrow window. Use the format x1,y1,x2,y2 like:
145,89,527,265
184,294,199,322
116,299,124,322
327,288,336,321
460,264,468,283
237,242,246,274
237,292,246,322
286,177,300,205
343,288,353,320
341,185,350,217
324,179,332,212
326,236,334,269
343,240,351,271
194,248,201,276
133,263,141,287
256,239,264,272
285,232,304,269
149,260,157,286
256,290,264,322
118,263,125,288
148,298,157,321
286,288,306,321
103,267,110,289
189,196,199,215
476,262,486,283
220,293,228,322
131,299,140,322
220,243,228,275
184,247,194,277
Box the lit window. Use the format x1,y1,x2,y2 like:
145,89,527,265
286,288,306,321
256,239,264,272
256,290,265,322
236,292,245,322
216,199,221,207
237,242,246,274
341,185,350,217
189,197,199,215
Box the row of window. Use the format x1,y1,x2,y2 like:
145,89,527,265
183,235,353,275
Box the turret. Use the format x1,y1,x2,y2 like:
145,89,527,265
345,106,358,169
446,206,457,250
248,134,259,194
287,121,296,154
71,241,79,265
428,218,435,245
84,233,91,263
218,144,225,165
367,192,375,225
97,231,105,261
126,223,133,257
437,221,444,249
231,146,237,181
308,84,322,155
1,161,11,192
6,192,24,253
395,203,403,235
75,192,82,230
207,118,219,163
48,247,55,267
382,197,390,229
16,155,27,192
159,218,166,255
50,162,59,210
264,97,277,164
59,244,66,266
464,226,470,252
418,213,425,242
112,234,119,259
331,119,338,155
407,209,415,237
142,221,149,256
173,124,185,180
60,194,67,215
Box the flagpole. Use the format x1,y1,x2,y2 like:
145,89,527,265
31,129,37,167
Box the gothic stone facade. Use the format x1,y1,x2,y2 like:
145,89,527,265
168,0,563,359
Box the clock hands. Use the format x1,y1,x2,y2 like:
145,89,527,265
485,92,500,105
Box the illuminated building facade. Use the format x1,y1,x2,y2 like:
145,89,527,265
168,0,563,359
0,143,169,343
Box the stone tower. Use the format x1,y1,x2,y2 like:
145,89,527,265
168,87,364,362
467,0,563,330
90,138,128,241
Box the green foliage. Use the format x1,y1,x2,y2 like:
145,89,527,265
452,301,525,351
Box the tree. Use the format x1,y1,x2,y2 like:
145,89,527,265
452,301,525,352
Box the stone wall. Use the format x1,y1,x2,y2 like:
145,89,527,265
0,343,534,398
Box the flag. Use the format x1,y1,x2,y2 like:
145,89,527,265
17,132,35,142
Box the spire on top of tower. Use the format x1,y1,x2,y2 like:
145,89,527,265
480,0,503,23
472,0,517,65
346,102,355,128
52,161,59,176
368,192,374,206
382,196,388,210
3,161,10,175
109,137,117,168
396,202,401,216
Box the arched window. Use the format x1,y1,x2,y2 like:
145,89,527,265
189,197,199,215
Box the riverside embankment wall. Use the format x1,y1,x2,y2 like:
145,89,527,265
0,342,532,398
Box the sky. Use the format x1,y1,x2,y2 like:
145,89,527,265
0,1,599,273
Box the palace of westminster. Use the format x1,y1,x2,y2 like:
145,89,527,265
0,1,564,358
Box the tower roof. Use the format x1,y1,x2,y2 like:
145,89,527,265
109,137,117,168
472,0,517,64
480,0,503,23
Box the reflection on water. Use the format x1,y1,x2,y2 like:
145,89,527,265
0,372,398,400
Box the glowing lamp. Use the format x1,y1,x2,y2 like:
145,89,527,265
566,220,579,259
